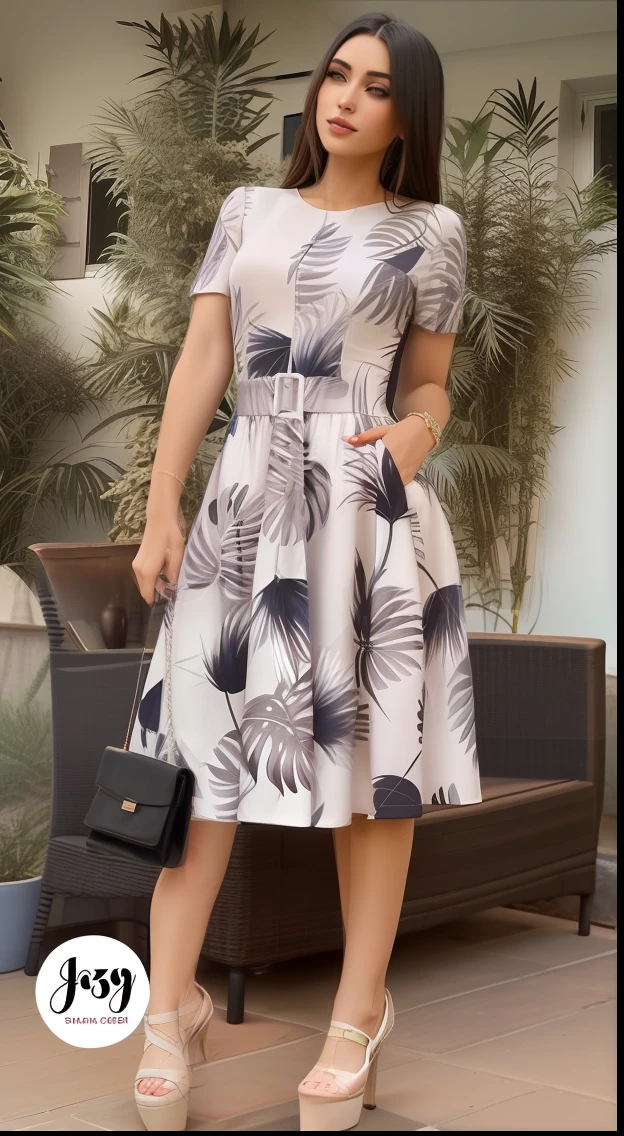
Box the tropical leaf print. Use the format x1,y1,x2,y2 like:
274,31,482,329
203,604,250,695
362,211,429,255
312,648,358,766
291,293,349,380
422,584,467,665
378,443,407,524
409,508,425,560
351,261,416,328
373,775,423,819
242,668,315,795
192,214,228,292
417,689,426,745
342,442,406,531
207,729,250,820
288,221,352,305
432,783,461,805
250,576,310,688
262,417,306,545
352,552,422,711
354,701,370,742
303,443,332,540
311,804,325,826
181,481,264,599
138,680,162,748
415,230,467,333
447,653,478,768
247,323,292,377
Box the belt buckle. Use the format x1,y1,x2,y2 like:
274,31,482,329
272,372,304,419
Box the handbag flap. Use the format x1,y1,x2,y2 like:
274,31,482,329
94,746,182,808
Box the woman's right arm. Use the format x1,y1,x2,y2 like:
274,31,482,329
132,292,234,603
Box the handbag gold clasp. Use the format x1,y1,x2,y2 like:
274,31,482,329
121,799,137,812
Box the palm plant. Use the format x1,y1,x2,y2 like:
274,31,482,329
83,12,281,539
0,144,65,339
431,80,616,630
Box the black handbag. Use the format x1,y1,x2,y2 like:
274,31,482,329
84,584,194,868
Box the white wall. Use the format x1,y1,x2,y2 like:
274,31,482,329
0,2,616,668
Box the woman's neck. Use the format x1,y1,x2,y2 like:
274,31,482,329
302,156,389,210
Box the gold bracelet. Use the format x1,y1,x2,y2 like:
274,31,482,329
155,469,186,488
403,410,442,449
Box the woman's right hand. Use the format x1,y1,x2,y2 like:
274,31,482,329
132,512,186,603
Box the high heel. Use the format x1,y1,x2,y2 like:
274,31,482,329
298,989,394,1132
134,982,213,1131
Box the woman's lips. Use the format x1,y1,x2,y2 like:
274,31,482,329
328,121,356,135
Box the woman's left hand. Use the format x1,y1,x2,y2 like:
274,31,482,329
342,418,434,486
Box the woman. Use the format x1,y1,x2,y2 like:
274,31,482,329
131,11,482,1132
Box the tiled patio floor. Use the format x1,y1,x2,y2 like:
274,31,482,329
0,907,616,1131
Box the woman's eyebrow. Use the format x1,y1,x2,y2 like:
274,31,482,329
330,57,391,81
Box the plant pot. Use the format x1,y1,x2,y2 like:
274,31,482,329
0,876,42,973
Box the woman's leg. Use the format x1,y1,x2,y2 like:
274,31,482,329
332,824,352,939
138,817,237,1096
317,815,414,1078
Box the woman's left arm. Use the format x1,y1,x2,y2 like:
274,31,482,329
343,323,456,484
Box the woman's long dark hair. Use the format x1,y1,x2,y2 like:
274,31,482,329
282,12,445,204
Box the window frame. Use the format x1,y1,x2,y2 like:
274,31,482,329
573,90,617,190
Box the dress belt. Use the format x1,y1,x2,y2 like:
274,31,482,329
236,374,308,418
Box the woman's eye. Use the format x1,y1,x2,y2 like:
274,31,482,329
368,85,389,98
327,69,346,82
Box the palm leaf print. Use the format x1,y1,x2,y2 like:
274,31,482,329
351,261,416,328
409,508,425,561
250,576,310,688
312,649,357,766
192,215,228,292
203,604,250,695
363,211,429,255
181,481,264,599
138,680,162,748
207,729,252,820
311,804,325,826
342,443,406,530
373,775,423,819
447,653,478,768
415,230,466,333
247,323,292,377
417,689,426,745
354,701,370,742
303,443,332,539
352,552,422,711
422,584,467,665
262,417,306,545
291,293,349,380
242,668,315,795
288,221,352,305
432,783,461,805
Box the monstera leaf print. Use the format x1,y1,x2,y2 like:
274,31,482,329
207,729,251,820
203,604,250,697
373,775,423,819
181,482,264,599
288,221,352,305
247,322,292,377
447,653,478,768
303,442,332,540
242,669,315,795
250,576,310,688
312,648,358,767
262,417,306,545
352,552,422,711
422,583,467,665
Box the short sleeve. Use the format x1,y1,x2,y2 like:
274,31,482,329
189,186,246,298
411,206,467,334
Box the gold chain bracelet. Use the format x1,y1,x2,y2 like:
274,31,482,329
402,410,442,449
155,469,186,488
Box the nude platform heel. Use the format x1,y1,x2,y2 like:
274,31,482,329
134,982,213,1131
298,989,395,1131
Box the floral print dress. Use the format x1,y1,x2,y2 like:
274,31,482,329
129,185,482,827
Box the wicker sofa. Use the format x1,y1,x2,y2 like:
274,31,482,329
25,546,606,1023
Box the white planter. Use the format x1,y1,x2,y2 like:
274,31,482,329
0,876,42,973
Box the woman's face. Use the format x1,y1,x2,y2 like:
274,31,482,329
316,34,403,160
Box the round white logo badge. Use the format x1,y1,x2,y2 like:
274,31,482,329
35,935,150,1048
